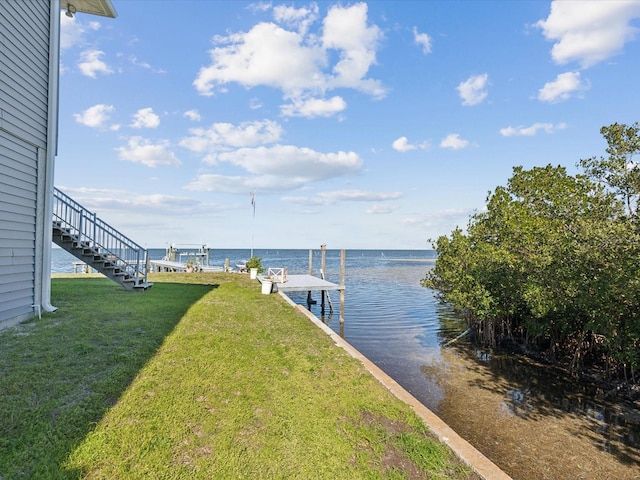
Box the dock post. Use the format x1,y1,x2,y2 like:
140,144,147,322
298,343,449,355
320,244,326,314
340,249,345,324
307,249,313,304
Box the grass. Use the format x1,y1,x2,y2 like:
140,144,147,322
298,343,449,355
0,272,477,479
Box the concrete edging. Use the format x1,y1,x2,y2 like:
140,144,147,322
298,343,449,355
277,291,513,480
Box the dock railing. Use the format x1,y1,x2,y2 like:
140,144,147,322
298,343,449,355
52,187,149,284
267,267,288,283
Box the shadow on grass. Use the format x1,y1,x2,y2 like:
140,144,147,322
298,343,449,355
0,277,216,479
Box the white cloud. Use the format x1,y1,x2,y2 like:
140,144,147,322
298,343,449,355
456,73,489,106
129,55,166,74
116,137,181,167
184,174,260,194
180,120,283,160
60,13,101,50
73,104,114,128
538,71,589,103
536,0,640,68
392,137,416,152
130,108,160,129
249,98,263,110
77,49,113,78
182,117,362,193
194,22,322,96
283,189,403,206
86,194,204,214
60,14,84,50
57,186,125,196
186,145,363,193
129,55,152,69
413,27,432,54
281,96,347,117
219,145,362,179
193,3,385,117
500,122,567,137
367,204,399,214
440,133,469,150
248,2,272,14
273,3,319,35
320,190,402,203
392,136,430,152
184,110,202,122
322,3,385,96
401,208,478,230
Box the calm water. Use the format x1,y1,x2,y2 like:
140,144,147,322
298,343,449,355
51,247,640,479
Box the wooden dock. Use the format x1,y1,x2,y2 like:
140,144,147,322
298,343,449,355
259,273,344,323
149,259,223,273
264,274,342,292
257,246,346,324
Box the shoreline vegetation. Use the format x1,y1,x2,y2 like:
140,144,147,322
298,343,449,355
0,273,479,479
424,123,640,400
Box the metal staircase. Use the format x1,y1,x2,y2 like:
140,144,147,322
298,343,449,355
52,187,153,291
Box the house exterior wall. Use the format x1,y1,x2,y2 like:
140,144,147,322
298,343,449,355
0,0,56,328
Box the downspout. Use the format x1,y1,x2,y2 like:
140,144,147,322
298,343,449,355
41,0,62,313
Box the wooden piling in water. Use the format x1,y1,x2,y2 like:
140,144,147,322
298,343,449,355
298,246,345,323
307,249,314,305
321,244,326,314
340,249,345,324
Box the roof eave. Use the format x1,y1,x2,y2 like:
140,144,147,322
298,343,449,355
61,0,117,19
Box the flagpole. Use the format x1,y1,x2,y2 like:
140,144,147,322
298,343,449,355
250,192,255,258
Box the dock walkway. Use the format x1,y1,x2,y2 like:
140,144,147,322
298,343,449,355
260,274,343,292
150,260,223,273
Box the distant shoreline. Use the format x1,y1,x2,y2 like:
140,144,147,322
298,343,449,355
382,258,436,262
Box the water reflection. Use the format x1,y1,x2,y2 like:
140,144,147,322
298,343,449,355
422,343,640,479
503,388,534,417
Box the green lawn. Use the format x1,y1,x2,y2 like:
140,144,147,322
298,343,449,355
0,273,476,479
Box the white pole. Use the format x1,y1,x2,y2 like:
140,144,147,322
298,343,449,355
250,192,255,258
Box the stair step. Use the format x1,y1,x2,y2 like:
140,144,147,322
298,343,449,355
51,213,151,292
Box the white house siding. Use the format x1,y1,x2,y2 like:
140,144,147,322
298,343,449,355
0,0,52,327
0,131,38,322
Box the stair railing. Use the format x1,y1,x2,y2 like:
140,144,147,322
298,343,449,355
53,187,149,284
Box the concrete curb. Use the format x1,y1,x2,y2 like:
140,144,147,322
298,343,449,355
278,291,513,480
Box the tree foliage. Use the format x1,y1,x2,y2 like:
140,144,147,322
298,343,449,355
425,124,640,382
578,122,640,217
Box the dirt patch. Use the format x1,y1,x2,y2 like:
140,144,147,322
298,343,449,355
358,410,482,480
360,410,412,435
381,443,425,480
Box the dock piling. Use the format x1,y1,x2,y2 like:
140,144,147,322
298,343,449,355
340,249,345,324
321,244,326,314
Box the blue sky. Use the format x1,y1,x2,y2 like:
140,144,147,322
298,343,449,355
55,1,640,250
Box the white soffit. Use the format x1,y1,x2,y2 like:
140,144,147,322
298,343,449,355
61,0,117,18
